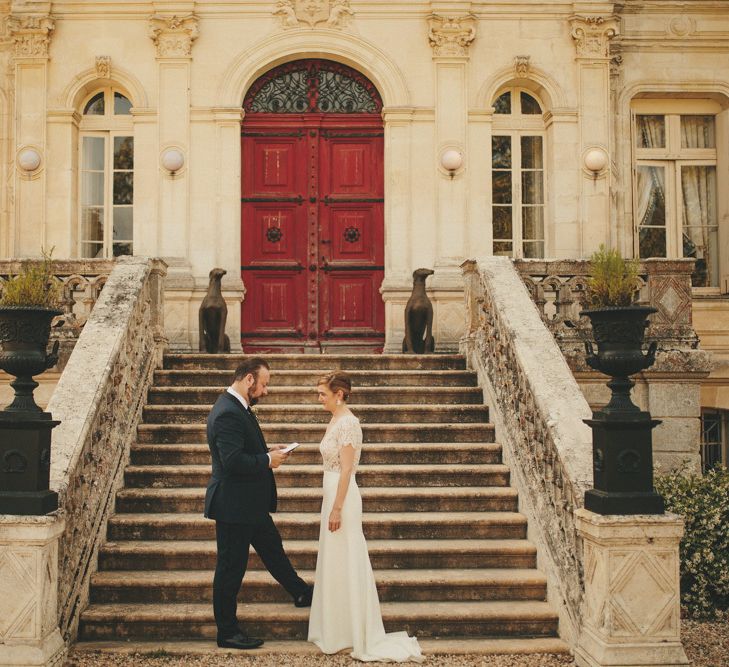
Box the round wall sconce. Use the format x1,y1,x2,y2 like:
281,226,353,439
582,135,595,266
584,148,608,176
17,147,42,173
161,147,185,174
440,149,463,178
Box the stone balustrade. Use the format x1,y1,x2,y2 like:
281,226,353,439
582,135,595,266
460,257,593,647
514,258,712,472
0,260,116,370
45,257,166,645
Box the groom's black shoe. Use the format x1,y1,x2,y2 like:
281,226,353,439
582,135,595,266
217,633,264,650
293,585,313,608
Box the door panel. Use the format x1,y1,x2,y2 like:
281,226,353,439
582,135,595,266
241,115,384,351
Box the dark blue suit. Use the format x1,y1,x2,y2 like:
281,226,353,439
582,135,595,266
205,391,307,638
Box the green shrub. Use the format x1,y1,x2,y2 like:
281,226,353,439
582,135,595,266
0,248,61,308
654,465,729,619
585,244,640,308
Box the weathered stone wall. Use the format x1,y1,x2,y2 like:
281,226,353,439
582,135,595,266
45,256,166,642
461,258,593,648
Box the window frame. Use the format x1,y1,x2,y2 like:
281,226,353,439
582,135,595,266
631,98,727,292
77,88,134,259
491,87,547,259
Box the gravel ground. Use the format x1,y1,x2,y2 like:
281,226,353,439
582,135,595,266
64,616,729,667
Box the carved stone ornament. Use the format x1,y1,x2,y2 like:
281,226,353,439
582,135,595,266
95,56,111,79
274,0,353,29
5,14,55,58
569,15,619,59
428,14,476,57
515,55,530,78
148,14,199,57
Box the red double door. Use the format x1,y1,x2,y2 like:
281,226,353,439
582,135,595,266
241,114,385,352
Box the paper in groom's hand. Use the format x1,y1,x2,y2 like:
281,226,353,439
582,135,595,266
280,442,301,454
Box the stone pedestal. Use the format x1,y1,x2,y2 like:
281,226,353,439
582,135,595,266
575,509,688,667
0,515,66,667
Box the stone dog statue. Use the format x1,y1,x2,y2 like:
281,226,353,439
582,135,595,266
402,268,435,354
199,268,231,353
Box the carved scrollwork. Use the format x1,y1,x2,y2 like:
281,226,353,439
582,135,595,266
569,15,619,59
274,0,353,30
428,14,476,57
148,14,199,58
95,56,111,79
5,14,55,58
515,55,531,78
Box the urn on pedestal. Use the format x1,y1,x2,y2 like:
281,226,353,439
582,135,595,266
0,254,62,515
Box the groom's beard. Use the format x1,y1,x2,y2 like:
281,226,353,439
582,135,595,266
248,381,260,407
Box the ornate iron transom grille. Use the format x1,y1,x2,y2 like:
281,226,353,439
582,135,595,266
244,59,382,114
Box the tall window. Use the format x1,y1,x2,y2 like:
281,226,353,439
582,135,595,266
79,88,134,258
633,100,722,287
491,89,545,258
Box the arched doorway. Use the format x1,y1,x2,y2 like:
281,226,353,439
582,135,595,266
241,59,385,353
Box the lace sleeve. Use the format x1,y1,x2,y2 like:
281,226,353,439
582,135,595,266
337,415,363,451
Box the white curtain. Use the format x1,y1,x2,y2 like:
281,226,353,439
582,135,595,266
681,116,717,286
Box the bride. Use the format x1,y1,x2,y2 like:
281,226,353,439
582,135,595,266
307,370,423,662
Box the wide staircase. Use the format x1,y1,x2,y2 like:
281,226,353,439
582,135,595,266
78,353,566,652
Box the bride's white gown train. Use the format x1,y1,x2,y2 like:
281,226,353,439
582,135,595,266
308,414,423,662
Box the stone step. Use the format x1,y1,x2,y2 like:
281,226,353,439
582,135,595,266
129,442,503,466
123,464,511,489
70,637,572,657
89,568,548,604
115,485,519,514
153,369,478,388
79,600,559,640
141,403,490,425
98,539,538,571
163,353,467,371
107,512,528,541
136,422,495,444
147,385,485,406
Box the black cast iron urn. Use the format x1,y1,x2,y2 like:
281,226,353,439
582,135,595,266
580,305,665,515
0,305,61,515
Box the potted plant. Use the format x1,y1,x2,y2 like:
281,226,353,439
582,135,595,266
580,245,664,515
0,248,62,413
580,245,657,411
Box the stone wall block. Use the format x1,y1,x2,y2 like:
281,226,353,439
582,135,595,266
0,516,66,667
648,382,700,418
575,509,688,667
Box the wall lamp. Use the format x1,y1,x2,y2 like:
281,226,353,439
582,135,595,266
584,148,608,179
161,147,185,174
17,147,42,173
440,149,463,179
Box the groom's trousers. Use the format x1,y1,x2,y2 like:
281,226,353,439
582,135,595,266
213,515,309,638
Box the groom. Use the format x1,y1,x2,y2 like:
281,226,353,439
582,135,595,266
205,357,313,650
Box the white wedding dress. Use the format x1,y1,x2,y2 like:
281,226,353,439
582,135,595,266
307,413,424,663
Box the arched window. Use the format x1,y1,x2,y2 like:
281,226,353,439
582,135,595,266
491,88,545,258
78,87,134,258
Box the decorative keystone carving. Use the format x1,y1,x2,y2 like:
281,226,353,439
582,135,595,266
515,55,530,78
569,15,619,58
274,0,353,29
428,14,476,57
5,14,55,58
95,56,111,79
148,14,199,58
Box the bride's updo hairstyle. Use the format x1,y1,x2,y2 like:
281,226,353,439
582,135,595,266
318,370,352,401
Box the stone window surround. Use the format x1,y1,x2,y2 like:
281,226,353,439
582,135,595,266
630,96,729,294
78,86,135,260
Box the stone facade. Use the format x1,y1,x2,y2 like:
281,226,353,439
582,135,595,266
0,1,726,361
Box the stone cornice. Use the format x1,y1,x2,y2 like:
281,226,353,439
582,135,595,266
428,13,476,57
569,14,620,59
5,13,55,58
148,13,199,58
